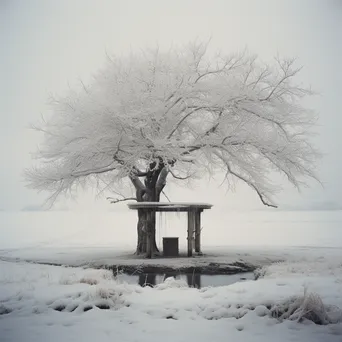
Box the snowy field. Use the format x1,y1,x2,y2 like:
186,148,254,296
1,210,342,341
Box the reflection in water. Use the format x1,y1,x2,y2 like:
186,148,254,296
186,273,201,288
120,272,255,289
138,273,201,288
138,274,157,287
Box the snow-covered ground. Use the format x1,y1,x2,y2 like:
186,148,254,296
1,258,342,342
1,210,342,341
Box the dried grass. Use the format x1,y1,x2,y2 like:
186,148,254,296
79,277,98,285
270,288,342,325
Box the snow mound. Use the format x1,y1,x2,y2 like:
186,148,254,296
154,277,188,290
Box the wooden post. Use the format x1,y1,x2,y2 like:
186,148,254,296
187,209,195,257
146,209,153,259
194,210,201,253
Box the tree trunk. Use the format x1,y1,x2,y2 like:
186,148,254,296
135,185,161,257
136,209,147,254
133,163,167,258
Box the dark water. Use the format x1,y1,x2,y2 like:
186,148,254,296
114,272,255,288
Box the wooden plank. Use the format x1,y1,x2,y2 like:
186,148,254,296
194,210,201,253
143,207,189,212
128,202,212,210
128,207,210,212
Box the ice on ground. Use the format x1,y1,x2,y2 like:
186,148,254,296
1,258,342,342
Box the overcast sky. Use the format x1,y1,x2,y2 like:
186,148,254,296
1,0,341,211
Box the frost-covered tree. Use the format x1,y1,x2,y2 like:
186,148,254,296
26,41,319,257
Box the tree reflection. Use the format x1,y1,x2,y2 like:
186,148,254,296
138,274,157,287
137,273,202,288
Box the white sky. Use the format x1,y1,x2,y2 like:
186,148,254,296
1,0,341,211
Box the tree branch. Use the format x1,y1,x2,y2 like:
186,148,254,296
194,55,243,83
27,42,317,208
240,105,289,140
71,163,117,177
156,167,168,193
167,107,204,139
214,150,278,208
169,169,193,180
129,174,146,192
132,167,148,177
107,197,137,204
161,190,171,202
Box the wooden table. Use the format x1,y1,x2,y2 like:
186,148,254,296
128,202,212,257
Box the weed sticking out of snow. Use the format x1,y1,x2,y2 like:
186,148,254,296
60,269,115,287
59,273,78,285
101,270,115,281
96,287,112,299
79,277,98,285
269,289,342,325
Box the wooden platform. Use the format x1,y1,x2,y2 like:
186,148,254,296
128,202,212,257
128,202,212,211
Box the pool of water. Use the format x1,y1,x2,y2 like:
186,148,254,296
114,272,255,288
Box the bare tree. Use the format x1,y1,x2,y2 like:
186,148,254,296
25,41,319,257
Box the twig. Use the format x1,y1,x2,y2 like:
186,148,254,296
107,197,137,204
161,190,171,202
